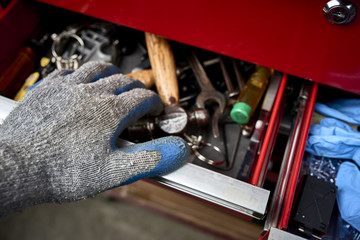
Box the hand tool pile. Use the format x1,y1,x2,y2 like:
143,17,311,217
2,17,277,180
118,32,277,179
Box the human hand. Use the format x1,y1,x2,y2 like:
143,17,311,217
0,62,189,217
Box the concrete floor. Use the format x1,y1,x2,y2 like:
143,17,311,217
0,194,221,240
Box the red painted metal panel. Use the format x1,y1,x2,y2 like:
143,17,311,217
0,0,40,63
36,0,360,94
278,82,318,229
251,73,287,186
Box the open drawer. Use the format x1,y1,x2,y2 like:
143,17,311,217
0,0,359,239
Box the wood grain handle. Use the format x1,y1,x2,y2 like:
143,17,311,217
145,32,179,106
126,69,155,89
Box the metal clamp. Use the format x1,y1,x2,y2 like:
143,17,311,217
51,31,85,70
183,133,225,166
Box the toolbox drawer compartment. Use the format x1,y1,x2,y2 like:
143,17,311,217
1,0,359,239
0,0,313,220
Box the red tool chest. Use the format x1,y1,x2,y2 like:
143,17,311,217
35,0,360,96
0,0,359,239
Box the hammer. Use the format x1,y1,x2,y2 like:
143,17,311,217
145,32,179,106
133,32,208,136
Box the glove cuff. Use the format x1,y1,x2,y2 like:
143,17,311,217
0,140,50,217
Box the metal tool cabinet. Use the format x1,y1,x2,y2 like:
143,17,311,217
1,0,360,239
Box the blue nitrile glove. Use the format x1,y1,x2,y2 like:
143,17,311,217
305,118,360,161
0,61,190,217
305,118,360,231
315,99,360,125
336,161,360,232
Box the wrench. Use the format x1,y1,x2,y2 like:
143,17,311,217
187,52,226,138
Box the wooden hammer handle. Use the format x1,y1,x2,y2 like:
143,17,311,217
145,32,179,106
126,69,155,89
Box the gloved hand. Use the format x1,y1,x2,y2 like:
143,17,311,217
0,61,189,217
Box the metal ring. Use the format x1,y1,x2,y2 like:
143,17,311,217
51,32,85,70
193,140,226,166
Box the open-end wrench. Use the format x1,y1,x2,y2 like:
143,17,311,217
187,52,226,138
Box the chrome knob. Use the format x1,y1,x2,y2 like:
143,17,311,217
323,0,357,24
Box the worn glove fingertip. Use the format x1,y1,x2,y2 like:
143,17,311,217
149,136,190,175
119,136,190,186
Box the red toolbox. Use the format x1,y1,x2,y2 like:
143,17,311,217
0,0,359,239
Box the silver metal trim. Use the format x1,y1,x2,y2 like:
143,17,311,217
268,227,307,240
0,96,16,124
265,81,314,230
154,163,270,219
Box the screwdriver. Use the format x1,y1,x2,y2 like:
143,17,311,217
230,65,273,124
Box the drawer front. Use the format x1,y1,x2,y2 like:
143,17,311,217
37,0,360,94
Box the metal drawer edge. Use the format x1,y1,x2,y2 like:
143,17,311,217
154,163,270,219
0,95,16,124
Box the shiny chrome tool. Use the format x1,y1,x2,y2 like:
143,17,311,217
323,0,356,24
51,30,84,70
183,133,225,166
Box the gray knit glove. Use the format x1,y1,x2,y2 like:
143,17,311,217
0,61,189,217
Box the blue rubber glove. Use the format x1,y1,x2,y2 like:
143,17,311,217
336,161,360,232
305,118,360,161
315,99,360,125
305,118,360,231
